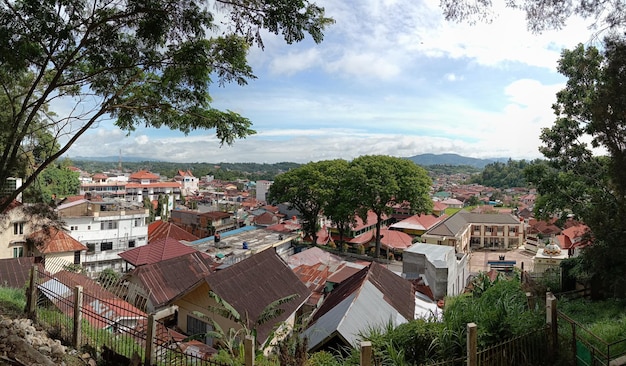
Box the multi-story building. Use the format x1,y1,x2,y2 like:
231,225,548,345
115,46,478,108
174,170,199,197
255,180,272,203
56,197,149,275
421,211,524,253
1,177,23,202
169,210,236,238
125,170,181,215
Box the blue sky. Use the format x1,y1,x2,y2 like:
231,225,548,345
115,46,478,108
64,0,599,164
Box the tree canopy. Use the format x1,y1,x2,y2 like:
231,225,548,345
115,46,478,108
0,0,333,212
267,159,349,246
441,0,626,33
526,36,626,297
349,155,433,257
471,159,532,189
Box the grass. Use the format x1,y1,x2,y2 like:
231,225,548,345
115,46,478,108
558,297,626,359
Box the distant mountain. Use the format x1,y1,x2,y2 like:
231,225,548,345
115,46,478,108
405,153,509,168
70,156,158,163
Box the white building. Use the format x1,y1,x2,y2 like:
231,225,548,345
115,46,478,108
255,180,273,203
175,170,199,196
402,243,469,300
56,198,149,275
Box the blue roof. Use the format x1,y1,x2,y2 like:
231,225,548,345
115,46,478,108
189,225,259,246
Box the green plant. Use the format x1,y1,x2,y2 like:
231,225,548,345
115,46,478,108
307,351,341,366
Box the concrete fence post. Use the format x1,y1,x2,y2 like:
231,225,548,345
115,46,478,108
27,265,38,319
244,335,255,366
467,323,477,366
73,286,83,348
144,314,156,366
360,341,372,366
546,292,558,361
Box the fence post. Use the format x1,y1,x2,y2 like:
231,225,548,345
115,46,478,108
526,292,535,310
244,335,255,366
27,265,38,320
546,292,558,361
467,323,477,366
360,341,372,366
144,314,156,366
73,285,83,348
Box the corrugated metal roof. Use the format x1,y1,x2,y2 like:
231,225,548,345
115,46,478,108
304,262,415,351
118,237,199,266
148,221,199,242
29,227,88,253
129,252,215,308
204,249,311,345
0,257,41,289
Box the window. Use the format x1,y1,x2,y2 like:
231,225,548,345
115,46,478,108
100,242,113,251
70,226,78,231
13,247,23,258
74,251,81,264
13,222,24,235
187,315,213,346
86,243,96,253
128,240,136,248
100,221,118,230
87,225,91,230
486,226,493,233
134,218,143,227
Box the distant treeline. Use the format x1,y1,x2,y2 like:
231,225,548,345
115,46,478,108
71,158,536,188
470,159,539,188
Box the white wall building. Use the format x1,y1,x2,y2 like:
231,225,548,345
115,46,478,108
56,198,149,275
255,180,273,203
402,243,469,300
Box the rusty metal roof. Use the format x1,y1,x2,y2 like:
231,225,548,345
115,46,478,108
118,237,200,266
0,257,41,289
148,221,199,243
29,227,88,254
204,249,311,345
128,252,215,309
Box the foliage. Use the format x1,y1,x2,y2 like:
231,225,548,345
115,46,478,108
424,164,481,176
198,290,300,356
0,0,333,212
470,159,532,188
268,159,349,246
525,37,626,297
307,351,341,366
349,155,433,258
440,0,626,33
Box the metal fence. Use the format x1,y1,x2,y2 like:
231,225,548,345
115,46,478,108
476,326,550,366
28,263,230,366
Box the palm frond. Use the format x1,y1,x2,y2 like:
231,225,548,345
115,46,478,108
208,290,241,322
256,293,299,327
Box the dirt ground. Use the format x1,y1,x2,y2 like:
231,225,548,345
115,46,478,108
468,246,535,274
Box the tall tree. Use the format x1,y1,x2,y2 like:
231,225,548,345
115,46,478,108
440,0,626,33
349,155,432,258
526,36,626,297
267,159,348,246
0,0,333,212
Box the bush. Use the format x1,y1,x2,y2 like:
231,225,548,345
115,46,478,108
307,351,341,366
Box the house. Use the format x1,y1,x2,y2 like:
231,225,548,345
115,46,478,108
524,219,562,253
559,223,591,258
390,213,448,237
174,170,199,197
441,198,464,208
169,210,236,238
56,197,149,275
148,220,199,243
0,200,34,260
123,251,215,313
174,249,311,350
422,211,524,253
28,227,88,274
302,262,415,352
403,243,469,300
118,237,204,271
327,210,391,246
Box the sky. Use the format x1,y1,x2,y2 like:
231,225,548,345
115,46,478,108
63,0,602,164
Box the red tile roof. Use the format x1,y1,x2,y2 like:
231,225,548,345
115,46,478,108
126,182,181,188
29,227,87,253
129,170,160,180
118,237,201,266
